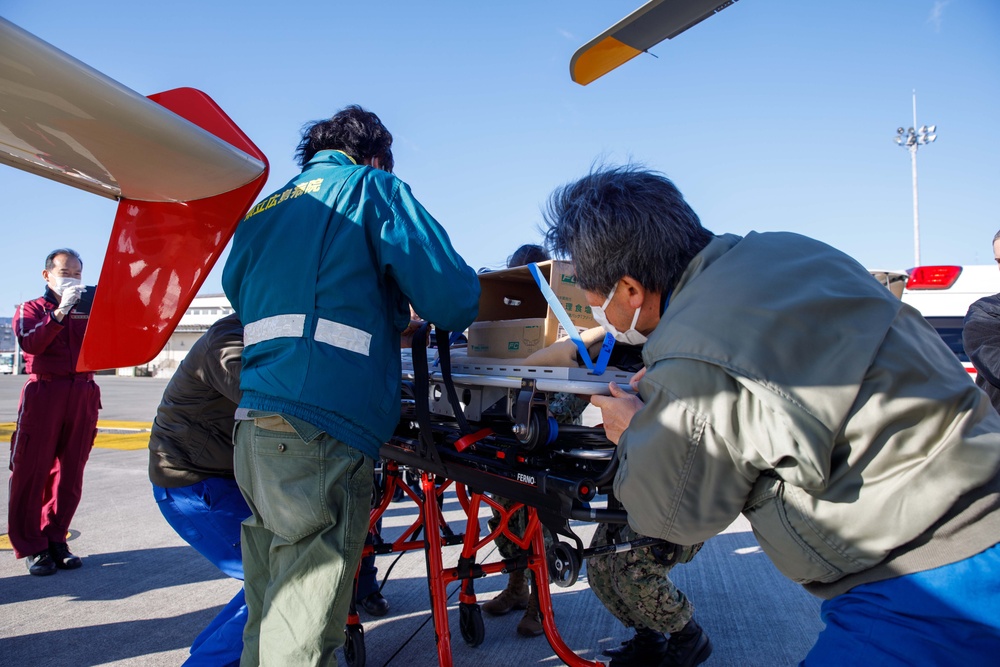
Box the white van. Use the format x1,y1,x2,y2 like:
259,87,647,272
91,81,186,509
901,265,1000,377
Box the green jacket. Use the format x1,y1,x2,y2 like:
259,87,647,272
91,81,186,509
616,232,1000,597
223,150,479,459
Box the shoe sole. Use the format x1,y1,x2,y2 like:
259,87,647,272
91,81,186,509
360,605,390,617
482,600,529,616
516,626,544,638
667,636,713,667
54,560,82,570
693,638,713,666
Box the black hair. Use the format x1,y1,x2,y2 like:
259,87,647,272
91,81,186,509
544,164,712,294
295,105,394,172
45,248,82,271
507,244,550,268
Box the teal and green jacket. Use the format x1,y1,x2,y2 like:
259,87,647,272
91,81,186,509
222,150,479,458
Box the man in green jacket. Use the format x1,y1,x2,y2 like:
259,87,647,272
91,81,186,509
222,105,480,666
544,164,1000,666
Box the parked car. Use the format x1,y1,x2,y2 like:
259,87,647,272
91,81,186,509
901,265,1000,378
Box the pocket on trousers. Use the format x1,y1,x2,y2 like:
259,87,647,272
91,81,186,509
249,429,329,542
154,487,205,545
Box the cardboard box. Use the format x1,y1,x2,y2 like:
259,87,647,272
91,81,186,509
467,260,596,359
467,318,546,359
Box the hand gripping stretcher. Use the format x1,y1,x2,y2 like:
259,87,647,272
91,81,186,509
343,325,672,667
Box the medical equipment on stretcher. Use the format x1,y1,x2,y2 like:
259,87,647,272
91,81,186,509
342,325,670,667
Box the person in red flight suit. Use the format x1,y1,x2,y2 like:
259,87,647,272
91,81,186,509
9,248,101,576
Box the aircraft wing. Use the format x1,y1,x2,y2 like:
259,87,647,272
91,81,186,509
0,18,269,371
570,0,741,85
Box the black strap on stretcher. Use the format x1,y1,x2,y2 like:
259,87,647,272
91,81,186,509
434,328,473,435
409,323,476,469
410,322,445,470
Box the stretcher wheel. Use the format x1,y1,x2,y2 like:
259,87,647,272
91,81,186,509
515,409,550,451
459,602,485,646
549,542,581,588
343,623,366,667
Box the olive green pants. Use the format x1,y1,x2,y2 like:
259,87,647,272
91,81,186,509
235,416,373,666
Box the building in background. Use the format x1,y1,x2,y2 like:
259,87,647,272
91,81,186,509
1,317,17,374
130,294,235,378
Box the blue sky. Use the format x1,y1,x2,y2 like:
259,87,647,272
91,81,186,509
1,0,998,311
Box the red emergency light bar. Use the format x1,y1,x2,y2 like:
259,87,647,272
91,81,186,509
906,265,962,290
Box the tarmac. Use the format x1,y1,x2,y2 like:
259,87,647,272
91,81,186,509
0,375,823,666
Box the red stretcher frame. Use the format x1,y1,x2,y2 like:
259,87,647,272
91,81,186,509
345,459,605,667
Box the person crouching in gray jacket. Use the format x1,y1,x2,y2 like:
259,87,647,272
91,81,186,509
545,164,1000,666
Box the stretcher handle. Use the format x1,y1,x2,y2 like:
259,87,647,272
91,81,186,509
590,445,621,491
569,508,628,524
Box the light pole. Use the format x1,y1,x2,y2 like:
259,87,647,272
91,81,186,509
894,91,937,266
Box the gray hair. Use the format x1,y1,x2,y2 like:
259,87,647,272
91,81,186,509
993,229,1000,244
543,165,712,295
45,248,82,271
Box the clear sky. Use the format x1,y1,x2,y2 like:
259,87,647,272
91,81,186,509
2,0,998,311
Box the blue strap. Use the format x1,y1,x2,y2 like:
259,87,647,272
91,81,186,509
526,263,614,375
592,331,615,375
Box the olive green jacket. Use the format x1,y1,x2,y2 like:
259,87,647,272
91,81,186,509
616,232,1000,598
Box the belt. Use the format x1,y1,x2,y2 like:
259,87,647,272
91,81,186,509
243,314,372,357
31,372,95,382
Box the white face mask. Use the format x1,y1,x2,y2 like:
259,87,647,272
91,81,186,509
590,282,648,346
49,276,81,296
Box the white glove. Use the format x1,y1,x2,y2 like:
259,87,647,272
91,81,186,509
54,285,86,318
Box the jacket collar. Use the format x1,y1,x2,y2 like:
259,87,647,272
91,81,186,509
671,233,742,296
305,150,358,170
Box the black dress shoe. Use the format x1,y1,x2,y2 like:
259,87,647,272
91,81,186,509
26,550,57,576
48,542,82,570
358,592,390,617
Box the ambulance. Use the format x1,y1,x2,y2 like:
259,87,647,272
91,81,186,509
901,265,1000,378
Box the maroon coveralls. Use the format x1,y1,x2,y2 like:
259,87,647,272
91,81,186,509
8,287,101,559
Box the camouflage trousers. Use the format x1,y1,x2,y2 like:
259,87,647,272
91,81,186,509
587,523,697,634
487,494,555,562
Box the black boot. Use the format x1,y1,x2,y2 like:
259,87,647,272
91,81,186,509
603,627,668,666
660,619,712,667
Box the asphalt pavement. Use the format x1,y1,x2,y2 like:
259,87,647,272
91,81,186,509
0,375,823,666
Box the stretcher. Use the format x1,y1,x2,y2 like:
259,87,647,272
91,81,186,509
343,326,667,667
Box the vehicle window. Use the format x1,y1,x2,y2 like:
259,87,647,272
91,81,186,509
926,317,968,363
